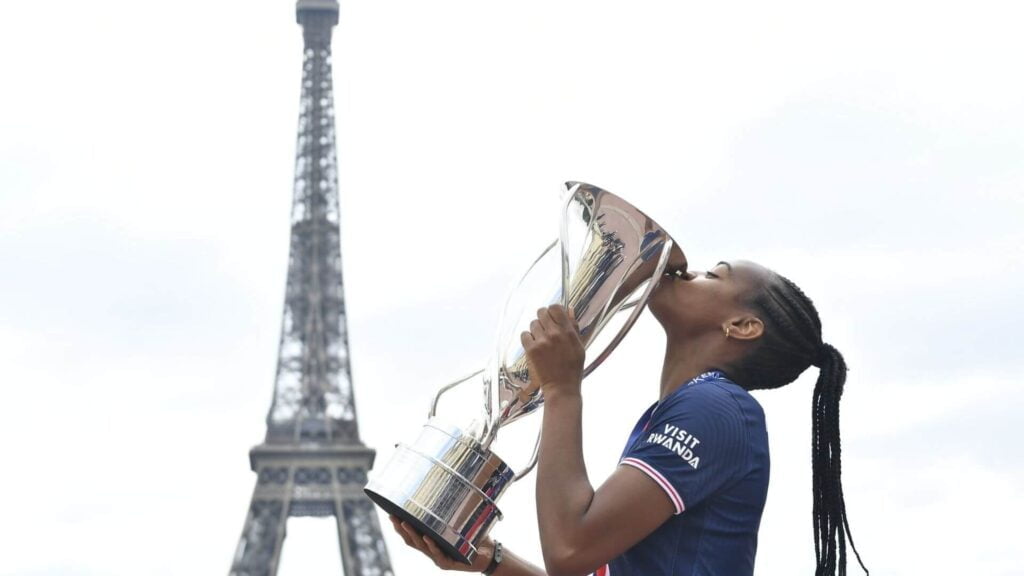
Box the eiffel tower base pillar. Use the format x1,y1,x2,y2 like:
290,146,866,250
229,493,289,576
229,447,394,576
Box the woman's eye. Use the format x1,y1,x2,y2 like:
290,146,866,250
705,271,718,279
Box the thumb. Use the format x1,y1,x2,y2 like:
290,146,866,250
471,543,495,571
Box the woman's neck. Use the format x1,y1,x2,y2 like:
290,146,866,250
658,336,723,401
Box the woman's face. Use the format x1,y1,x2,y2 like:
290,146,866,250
648,259,771,339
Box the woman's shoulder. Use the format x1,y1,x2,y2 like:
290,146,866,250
667,372,764,419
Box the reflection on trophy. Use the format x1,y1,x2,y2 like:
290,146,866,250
365,181,681,564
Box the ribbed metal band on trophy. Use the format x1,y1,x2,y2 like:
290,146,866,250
365,181,682,564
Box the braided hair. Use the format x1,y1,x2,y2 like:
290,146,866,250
727,271,869,576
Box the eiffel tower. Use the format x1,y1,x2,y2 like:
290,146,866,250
229,2,394,574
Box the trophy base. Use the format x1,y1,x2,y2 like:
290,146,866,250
364,420,515,565
365,486,474,565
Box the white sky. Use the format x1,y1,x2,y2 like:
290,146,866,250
1,1,1022,575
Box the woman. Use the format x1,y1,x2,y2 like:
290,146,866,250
391,257,869,576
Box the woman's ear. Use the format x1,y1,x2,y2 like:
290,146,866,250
724,315,764,341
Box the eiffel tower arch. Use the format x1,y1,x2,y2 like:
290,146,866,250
229,2,394,574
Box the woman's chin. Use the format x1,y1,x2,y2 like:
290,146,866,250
646,293,670,324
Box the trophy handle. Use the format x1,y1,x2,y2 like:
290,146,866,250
496,239,558,331
512,428,542,482
429,369,484,418
485,239,559,437
506,240,670,482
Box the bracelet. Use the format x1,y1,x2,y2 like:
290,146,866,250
482,540,503,575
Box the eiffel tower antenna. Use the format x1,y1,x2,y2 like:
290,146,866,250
229,1,394,574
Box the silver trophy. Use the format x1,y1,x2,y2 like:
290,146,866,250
365,182,681,564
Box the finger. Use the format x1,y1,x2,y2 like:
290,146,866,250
397,520,417,542
538,306,561,329
547,304,570,327
529,318,544,337
390,517,414,547
421,534,453,568
567,306,580,330
400,522,430,554
520,330,534,348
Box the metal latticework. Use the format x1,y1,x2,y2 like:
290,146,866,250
269,0,354,446
229,2,394,575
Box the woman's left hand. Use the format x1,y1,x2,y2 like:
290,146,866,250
390,516,495,572
521,304,585,398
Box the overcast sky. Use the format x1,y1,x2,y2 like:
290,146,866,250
1,1,1022,575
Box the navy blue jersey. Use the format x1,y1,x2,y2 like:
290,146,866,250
594,371,770,576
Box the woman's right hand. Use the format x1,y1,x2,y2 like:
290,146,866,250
389,515,495,573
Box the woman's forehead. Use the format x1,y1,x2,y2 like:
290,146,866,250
721,260,774,285
716,259,768,275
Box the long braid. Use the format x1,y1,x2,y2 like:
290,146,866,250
730,273,869,576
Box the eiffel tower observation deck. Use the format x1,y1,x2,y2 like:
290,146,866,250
229,2,394,574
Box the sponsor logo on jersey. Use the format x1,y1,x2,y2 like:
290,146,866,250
645,423,701,469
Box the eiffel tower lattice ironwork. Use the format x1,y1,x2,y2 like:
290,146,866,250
229,2,393,574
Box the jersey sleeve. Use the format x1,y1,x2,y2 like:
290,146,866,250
620,383,748,514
